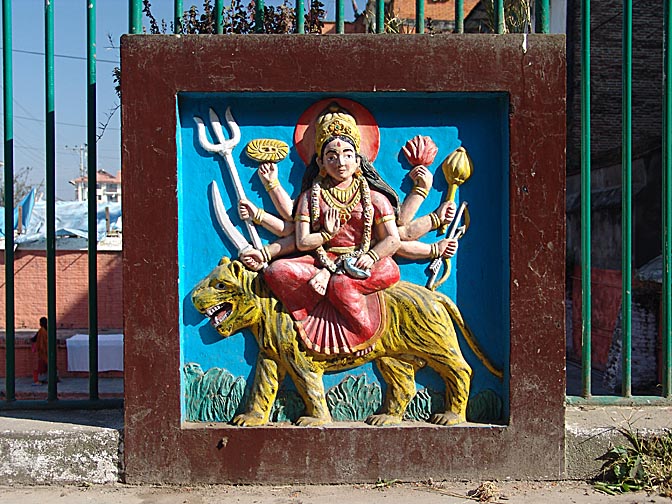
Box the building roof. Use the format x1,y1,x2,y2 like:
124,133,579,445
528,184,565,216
69,169,121,185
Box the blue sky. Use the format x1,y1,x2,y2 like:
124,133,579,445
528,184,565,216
0,1,151,200
0,0,355,201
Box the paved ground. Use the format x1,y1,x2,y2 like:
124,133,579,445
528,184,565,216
0,480,670,503
1,365,670,498
0,376,123,400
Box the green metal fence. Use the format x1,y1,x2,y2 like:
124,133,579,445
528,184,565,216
566,0,672,406
3,0,670,410
1,0,117,410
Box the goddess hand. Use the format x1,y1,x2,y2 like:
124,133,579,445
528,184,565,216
437,200,457,226
354,254,374,271
409,165,433,191
323,208,341,236
439,238,459,258
238,199,258,221
240,249,265,271
257,162,279,184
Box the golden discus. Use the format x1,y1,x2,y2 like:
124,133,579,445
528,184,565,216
245,138,289,163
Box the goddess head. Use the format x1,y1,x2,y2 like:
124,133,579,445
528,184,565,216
298,102,400,215
314,106,361,158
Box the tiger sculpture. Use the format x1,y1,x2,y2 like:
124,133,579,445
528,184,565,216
191,257,501,427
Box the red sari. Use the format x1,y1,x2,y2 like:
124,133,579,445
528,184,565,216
264,187,400,356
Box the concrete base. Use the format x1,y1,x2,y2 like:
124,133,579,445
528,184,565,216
0,410,123,485
565,405,672,480
0,406,670,485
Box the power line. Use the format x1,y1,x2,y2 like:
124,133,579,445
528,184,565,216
12,114,120,131
0,46,119,65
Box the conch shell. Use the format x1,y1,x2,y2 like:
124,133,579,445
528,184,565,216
401,135,438,167
245,138,289,163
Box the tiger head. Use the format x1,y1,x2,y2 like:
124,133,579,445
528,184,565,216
191,257,261,338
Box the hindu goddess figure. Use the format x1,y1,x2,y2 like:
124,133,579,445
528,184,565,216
239,102,460,357
261,107,403,356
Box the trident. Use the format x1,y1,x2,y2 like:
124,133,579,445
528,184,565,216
194,107,263,250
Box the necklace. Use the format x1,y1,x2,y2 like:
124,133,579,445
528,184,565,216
310,173,373,273
328,178,361,203
321,178,362,225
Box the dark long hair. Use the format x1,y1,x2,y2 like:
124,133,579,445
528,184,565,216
298,137,400,218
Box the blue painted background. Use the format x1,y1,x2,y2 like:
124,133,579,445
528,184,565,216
177,92,510,422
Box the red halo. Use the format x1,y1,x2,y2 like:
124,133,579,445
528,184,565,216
294,98,380,165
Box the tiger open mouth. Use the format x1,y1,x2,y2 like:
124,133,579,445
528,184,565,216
204,302,233,327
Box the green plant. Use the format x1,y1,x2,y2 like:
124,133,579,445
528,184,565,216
326,374,382,421
142,0,325,35
593,427,672,497
183,363,246,422
269,389,305,422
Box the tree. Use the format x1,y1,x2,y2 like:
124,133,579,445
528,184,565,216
0,166,43,207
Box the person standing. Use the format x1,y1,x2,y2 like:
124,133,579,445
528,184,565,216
30,317,48,384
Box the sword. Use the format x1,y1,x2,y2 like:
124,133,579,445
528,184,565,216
210,182,253,256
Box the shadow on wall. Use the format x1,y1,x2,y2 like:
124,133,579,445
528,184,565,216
0,249,122,378
0,249,123,330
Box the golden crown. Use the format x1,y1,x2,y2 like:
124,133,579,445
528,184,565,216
314,107,361,156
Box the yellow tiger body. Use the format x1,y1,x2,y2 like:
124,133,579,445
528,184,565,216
192,257,486,427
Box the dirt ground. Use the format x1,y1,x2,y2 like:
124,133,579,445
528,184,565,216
0,480,670,504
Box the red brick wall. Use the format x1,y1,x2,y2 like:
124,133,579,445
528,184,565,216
393,0,479,23
0,250,122,330
0,338,68,378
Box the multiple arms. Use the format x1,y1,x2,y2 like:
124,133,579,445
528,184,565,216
237,161,461,269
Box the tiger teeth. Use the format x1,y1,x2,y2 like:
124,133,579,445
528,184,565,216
205,303,225,317
212,308,232,326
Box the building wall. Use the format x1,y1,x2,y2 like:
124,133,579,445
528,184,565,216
0,337,69,378
392,0,480,23
0,250,122,330
567,0,663,170
567,0,664,269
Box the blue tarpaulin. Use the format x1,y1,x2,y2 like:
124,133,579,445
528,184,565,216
0,188,35,237
0,199,121,244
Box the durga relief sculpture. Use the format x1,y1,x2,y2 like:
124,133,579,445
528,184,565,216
190,98,500,427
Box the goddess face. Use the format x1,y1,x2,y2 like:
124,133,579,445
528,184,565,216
317,138,361,185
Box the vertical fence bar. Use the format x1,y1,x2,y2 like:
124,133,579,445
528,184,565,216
535,0,549,33
494,0,505,33
215,0,223,34
2,0,15,403
255,0,264,32
45,0,57,401
416,0,424,34
664,0,672,398
174,0,183,33
455,0,463,33
296,0,305,33
621,0,633,397
336,0,344,33
581,0,592,397
87,0,99,401
376,0,384,33
129,0,142,34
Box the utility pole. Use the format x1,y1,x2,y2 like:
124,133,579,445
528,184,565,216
66,144,87,178
65,144,88,201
